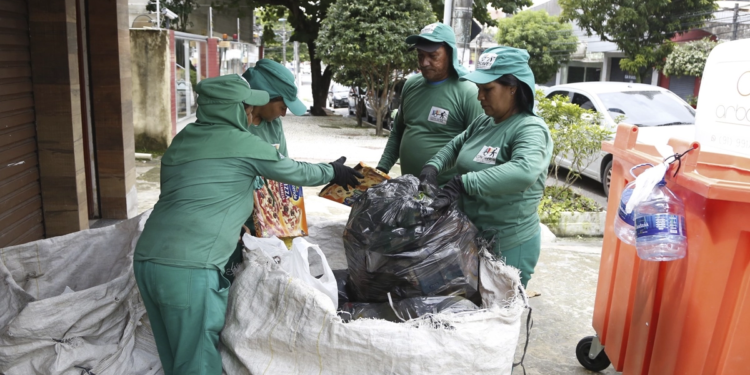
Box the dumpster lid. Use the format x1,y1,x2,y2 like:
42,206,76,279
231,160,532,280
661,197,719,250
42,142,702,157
695,39,750,158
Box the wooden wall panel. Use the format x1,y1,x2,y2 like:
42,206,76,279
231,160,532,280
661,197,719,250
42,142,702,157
27,0,89,237
0,0,45,246
87,0,135,219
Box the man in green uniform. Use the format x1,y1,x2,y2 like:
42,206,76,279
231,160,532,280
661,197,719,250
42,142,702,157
376,22,484,186
422,47,553,287
133,74,361,375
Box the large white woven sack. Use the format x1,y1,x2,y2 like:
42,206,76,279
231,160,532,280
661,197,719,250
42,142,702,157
0,213,162,375
220,246,526,375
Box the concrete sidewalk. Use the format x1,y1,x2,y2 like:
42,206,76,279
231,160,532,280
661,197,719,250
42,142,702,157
134,113,619,374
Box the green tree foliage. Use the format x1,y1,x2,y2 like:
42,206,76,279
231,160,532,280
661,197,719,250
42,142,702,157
253,6,309,63
317,0,435,135
559,0,717,83
536,88,610,222
494,10,577,84
663,38,720,77
146,0,198,32
215,0,336,115
534,90,613,191
427,0,532,26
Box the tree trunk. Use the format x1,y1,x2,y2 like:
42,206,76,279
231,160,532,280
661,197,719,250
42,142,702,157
635,67,647,84
355,91,364,127
307,42,332,116
375,109,384,136
374,93,390,136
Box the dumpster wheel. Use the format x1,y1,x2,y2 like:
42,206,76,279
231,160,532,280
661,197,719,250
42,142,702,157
576,336,611,372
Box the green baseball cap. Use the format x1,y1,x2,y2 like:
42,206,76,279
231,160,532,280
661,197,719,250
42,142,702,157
242,59,307,116
405,22,469,77
461,46,536,112
196,74,269,106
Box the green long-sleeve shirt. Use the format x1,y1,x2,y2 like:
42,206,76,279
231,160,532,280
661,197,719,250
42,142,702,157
134,157,333,271
428,112,553,250
377,74,483,184
247,118,288,157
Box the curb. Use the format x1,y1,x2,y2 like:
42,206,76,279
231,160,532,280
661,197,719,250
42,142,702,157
361,120,390,135
543,211,607,237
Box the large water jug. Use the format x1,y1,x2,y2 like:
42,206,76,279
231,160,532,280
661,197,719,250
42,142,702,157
634,180,687,261
614,181,636,245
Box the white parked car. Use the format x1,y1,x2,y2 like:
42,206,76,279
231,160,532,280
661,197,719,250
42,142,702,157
544,82,696,196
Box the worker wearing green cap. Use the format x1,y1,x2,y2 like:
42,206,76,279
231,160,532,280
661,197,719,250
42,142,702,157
221,59,307,280
242,58,308,156
133,74,362,375
420,46,553,287
376,22,483,189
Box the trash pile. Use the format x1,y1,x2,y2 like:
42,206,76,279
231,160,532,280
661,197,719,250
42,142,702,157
337,175,481,322
0,199,526,374
224,238,526,375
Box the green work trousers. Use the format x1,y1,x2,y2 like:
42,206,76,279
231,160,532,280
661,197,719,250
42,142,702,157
134,261,230,375
495,228,541,288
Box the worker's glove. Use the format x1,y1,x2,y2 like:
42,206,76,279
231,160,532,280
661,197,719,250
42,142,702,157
430,174,465,211
418,165,440,197
329,157,364,191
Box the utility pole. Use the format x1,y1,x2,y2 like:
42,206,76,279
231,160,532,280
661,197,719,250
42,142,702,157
294,41,300,86
155,0,160,28
732,3,740,41
443,0,453,25
452,0,473,65
279,18,288,66
208,7,213,37
237,18,240,42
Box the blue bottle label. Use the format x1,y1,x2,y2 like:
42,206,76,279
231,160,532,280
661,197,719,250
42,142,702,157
635,214,686,238
618,189,634,225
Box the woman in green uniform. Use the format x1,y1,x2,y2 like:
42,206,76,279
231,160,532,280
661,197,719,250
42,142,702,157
242,58,308,155
419,46,553,288
133,74,361,375
223,59,306,279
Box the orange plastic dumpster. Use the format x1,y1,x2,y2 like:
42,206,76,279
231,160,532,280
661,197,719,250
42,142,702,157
580,123,750,374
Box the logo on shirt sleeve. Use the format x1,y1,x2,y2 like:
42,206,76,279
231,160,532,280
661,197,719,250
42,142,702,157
272,143,285,159
473,146,499,164
428,106,450,124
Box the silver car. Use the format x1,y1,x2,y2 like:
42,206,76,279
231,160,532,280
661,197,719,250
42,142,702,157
544,82,696,196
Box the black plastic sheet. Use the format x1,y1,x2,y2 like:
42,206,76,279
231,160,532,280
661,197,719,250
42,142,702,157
343,175,480,302
338,296,479,323
333,269,350,306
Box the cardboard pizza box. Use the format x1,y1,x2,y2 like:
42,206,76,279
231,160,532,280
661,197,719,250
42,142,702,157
318,162,390,206
252,178,308,239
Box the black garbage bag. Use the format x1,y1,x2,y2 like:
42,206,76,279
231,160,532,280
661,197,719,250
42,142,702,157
343,175,480,302
337,296,479,323
333,269,351,307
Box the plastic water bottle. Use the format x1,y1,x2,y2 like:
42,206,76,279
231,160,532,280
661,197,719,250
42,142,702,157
614,164,653,246
634,180,687,261
613,181,636,245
